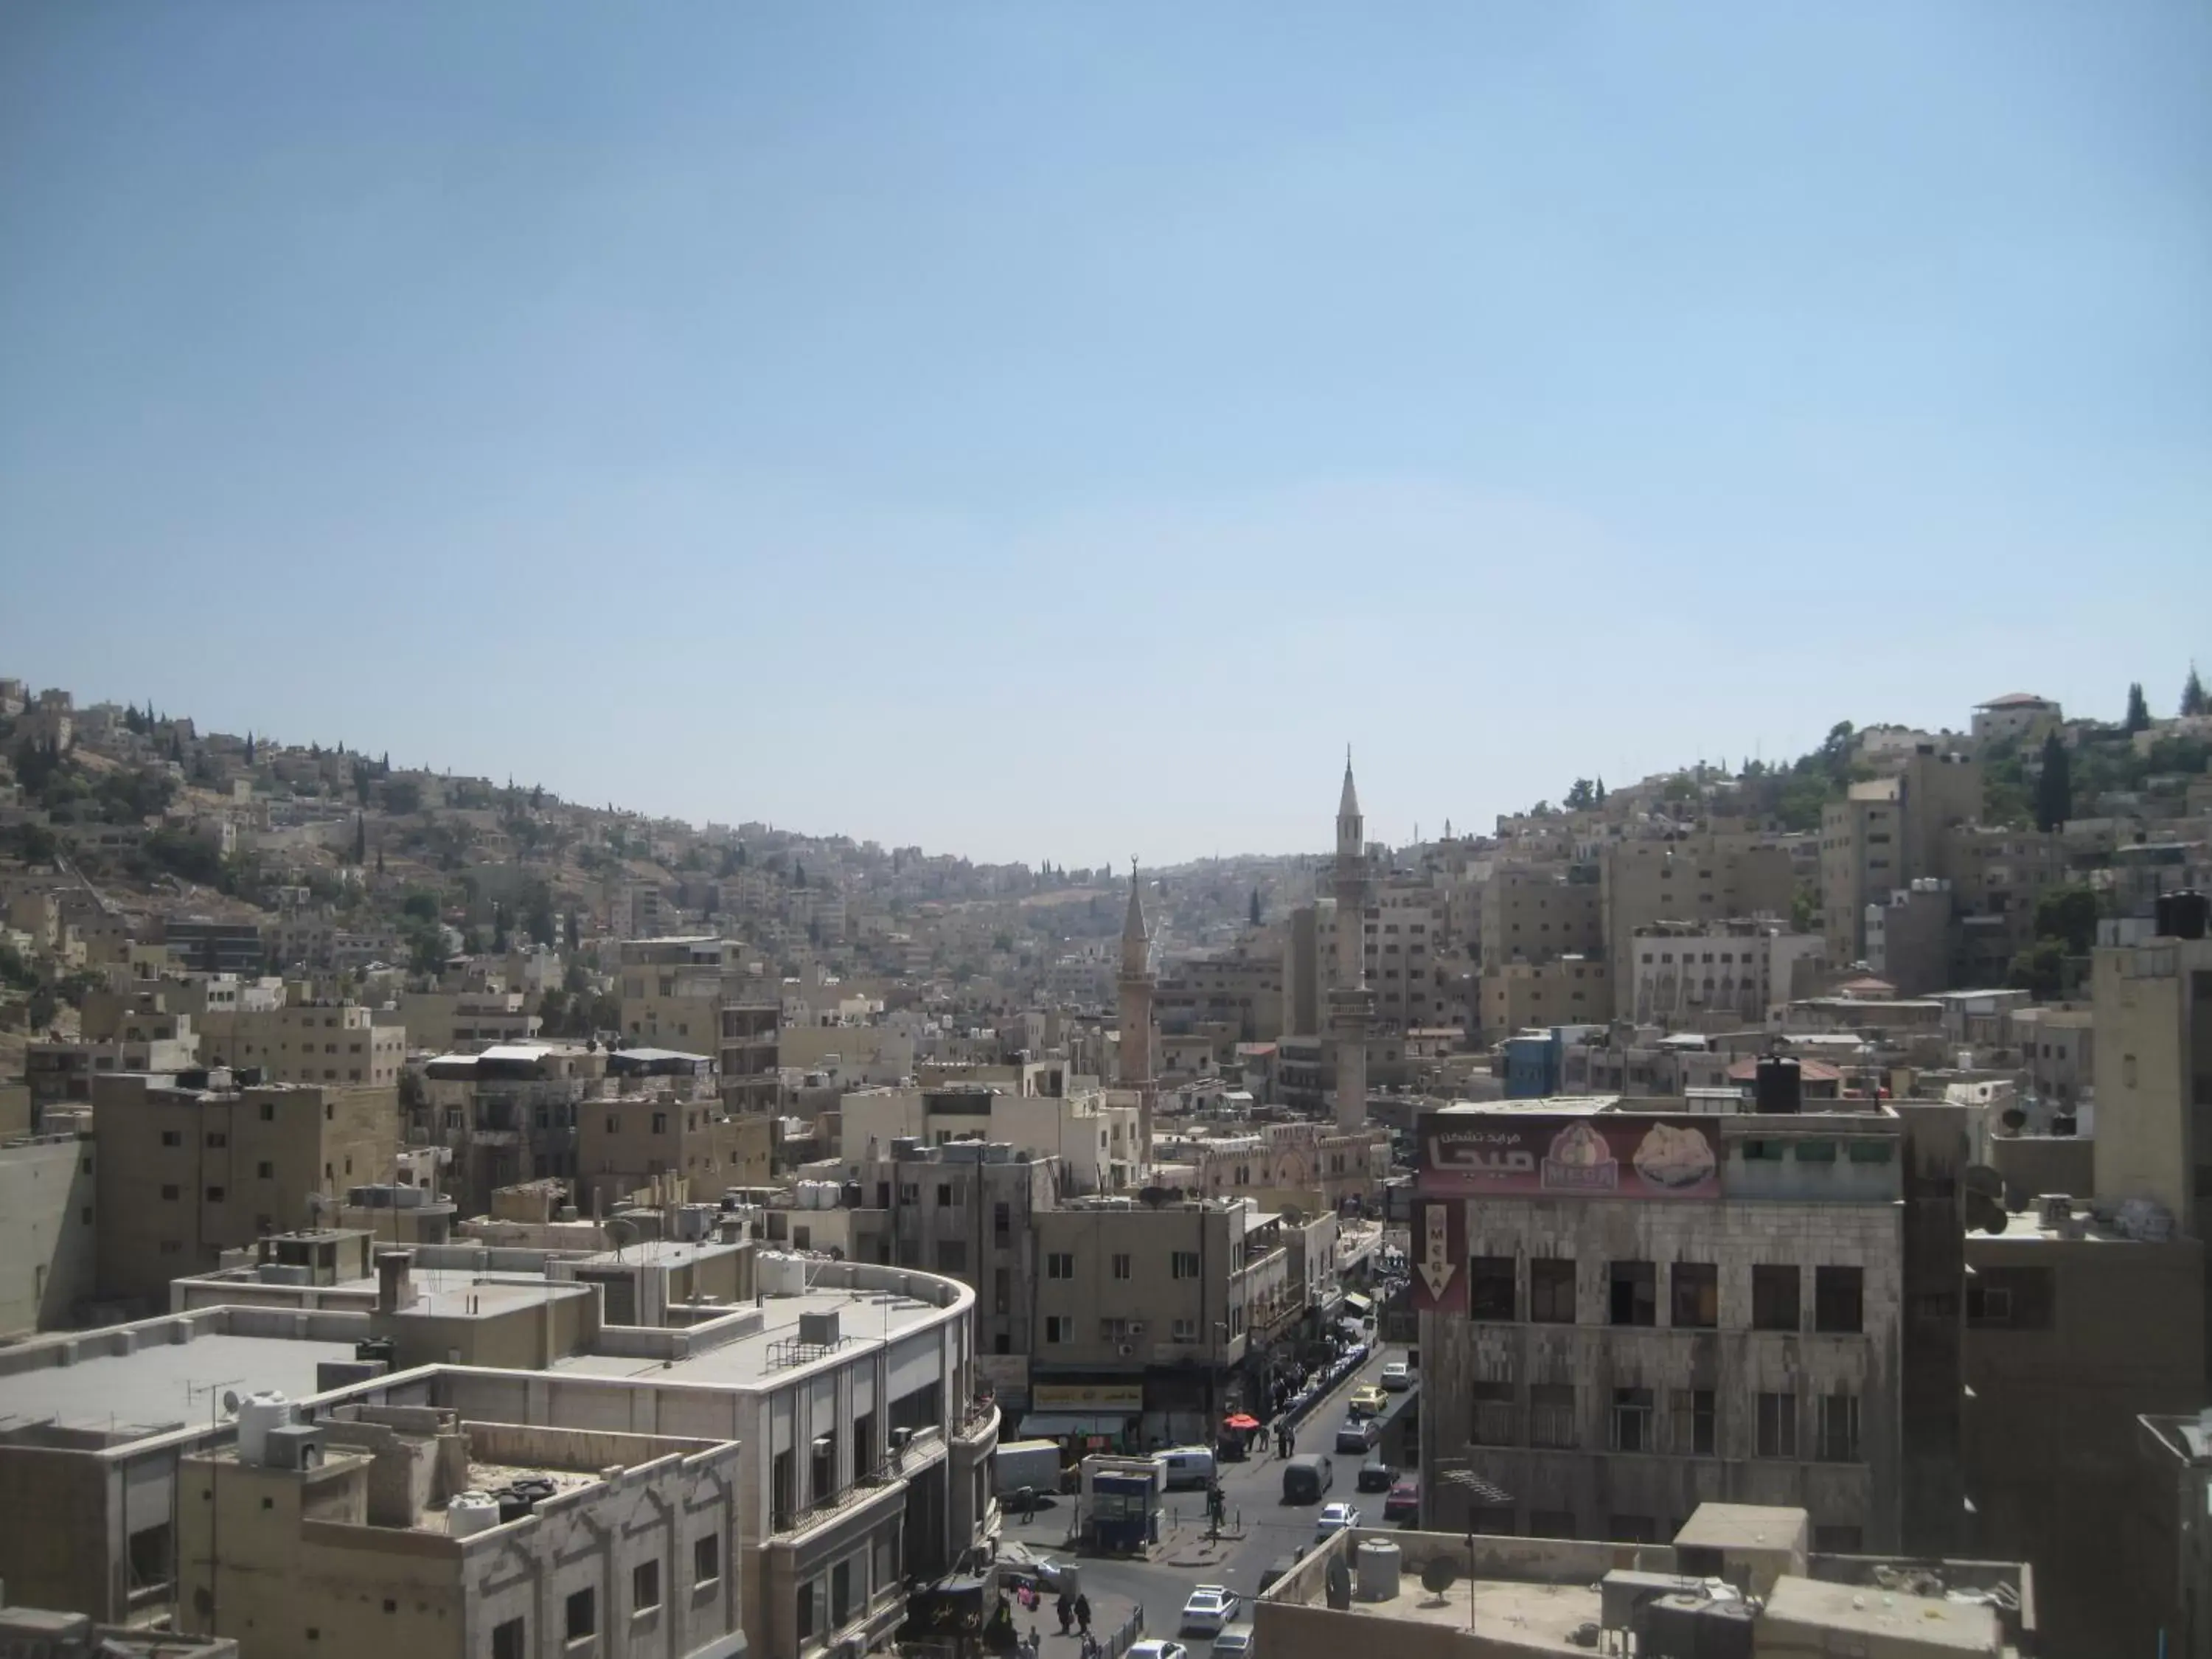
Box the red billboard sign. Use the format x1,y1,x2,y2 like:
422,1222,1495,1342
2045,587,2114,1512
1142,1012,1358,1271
1411,1197,1464,1315
1418,1113,1721,1201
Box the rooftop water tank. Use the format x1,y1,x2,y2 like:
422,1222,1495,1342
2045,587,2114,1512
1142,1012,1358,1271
1355,1539,1402,1602
447,1491,501,1538
234,1391,295,1467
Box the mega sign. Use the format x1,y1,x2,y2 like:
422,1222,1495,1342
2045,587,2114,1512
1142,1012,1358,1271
1419,1113,1721,1201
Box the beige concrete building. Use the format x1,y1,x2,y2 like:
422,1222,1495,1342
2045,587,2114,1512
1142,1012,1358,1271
575,1063,773,1217
1478,954,1612,1040
1604,832,1796,988
0,1128,97,1336
198,1000,405,1089
1026,1197,1295,1444
617,937,781,1113
1155,945,1283,1045
2091,929,2212,1243
1482,865,1603,968
397,989,540,1054
1962,1200,2203,1657
1362,877,1453,1030
92,1074,400,1305
1972,691,2062,747
1629,919,1826,1029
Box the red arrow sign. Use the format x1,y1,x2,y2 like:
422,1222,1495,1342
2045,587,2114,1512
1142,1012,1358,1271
1411,1198,1464,1315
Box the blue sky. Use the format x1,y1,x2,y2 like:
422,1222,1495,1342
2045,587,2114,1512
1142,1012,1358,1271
2,3,2205,866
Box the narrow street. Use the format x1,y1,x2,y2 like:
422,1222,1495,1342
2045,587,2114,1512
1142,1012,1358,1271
998,1340,1409,1653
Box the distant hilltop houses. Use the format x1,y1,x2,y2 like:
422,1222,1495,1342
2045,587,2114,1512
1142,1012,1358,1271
1,668,2210,1652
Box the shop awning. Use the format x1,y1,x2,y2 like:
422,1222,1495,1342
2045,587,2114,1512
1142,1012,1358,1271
1019,1413,1131,1439
1342,1291,1374,1313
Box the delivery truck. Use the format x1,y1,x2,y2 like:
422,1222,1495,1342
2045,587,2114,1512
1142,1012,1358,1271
992,1438,1065,1499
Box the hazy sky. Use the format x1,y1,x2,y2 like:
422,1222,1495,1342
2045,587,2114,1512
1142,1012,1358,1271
2,4,2205,867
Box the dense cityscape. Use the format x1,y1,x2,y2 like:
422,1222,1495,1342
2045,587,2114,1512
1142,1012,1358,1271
1,668,2208,1657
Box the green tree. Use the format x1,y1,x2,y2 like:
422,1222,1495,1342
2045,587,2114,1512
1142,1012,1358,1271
402,890,440,922
382,777,422,815
2125,682,2152,733
565,910,581,951
793,861,807,888
537,987,570,1035
1249,886,1262,927
353,813,367,865
2033,731,2072,832
2033,884,2100,956
2006,939,2065,1000
1564,778,1597,811
2184,665,2209,717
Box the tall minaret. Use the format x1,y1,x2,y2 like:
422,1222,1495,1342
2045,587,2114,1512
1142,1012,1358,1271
1328,753,1375,1129
1116,861,1158,1161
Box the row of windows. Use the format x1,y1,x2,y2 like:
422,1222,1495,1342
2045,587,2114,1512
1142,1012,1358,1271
1470,1384,1860,1461
1465,1258,1864,1334
489,1532,721,1655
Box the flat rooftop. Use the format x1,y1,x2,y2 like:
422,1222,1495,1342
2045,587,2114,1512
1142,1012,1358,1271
556,1281,950,1390
1764,1573,1998,1650
0,1331,356,1442
570,1238,743,1271
1332,1563,1602,1653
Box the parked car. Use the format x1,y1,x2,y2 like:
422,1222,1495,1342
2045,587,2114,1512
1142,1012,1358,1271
1356,1455,1397,1492
1180,1585,1241,1635
1315,1500,1362,1541
1380,1360,1411,1391
1211,1624,1256,1657
1160,1446,1218,1490
1256,1552,1304,1595
1347,1384,1388,1417
1127,1644,1190,1659
1385,1480,1420,1523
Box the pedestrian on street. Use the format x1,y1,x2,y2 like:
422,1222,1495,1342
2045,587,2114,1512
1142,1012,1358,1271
1074,1592,1091,1635
1056,1593,1074,1635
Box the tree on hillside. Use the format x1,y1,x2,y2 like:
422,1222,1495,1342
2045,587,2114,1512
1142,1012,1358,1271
1249,886,1262,927
2033,731,2072,832
2126,682,2152,733
2184,665,2208,717
1565,778,1597,811
2033,885,2100,956
565,910,581,952
353,813,366,865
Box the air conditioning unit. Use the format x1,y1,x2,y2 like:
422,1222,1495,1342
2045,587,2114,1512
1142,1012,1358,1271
2038,1193,2073,1230
889,1427,914,1453
1127,1321,1146,1335
1118,1343,1135,1357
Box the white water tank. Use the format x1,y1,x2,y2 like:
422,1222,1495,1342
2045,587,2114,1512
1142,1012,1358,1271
447,1491,501,1538
758,1251,811,1296
235,1391,295,1467
1355,1539,1402,1602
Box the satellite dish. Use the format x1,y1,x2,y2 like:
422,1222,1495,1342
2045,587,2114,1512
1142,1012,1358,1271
1420,1557,1459,1599
222,1391,240,1415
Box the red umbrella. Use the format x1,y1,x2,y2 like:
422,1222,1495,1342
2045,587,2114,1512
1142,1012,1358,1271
1222,1413,1261,1432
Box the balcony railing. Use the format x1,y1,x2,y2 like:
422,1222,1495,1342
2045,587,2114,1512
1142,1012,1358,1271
953,1398,999,1443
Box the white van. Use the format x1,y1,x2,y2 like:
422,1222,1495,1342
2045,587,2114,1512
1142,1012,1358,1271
1159,1446,1218,1490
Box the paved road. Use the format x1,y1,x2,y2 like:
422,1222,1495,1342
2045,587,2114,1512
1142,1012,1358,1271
1003,1340,1406,1653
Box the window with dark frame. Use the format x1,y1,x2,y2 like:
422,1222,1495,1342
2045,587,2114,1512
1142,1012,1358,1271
1468,1256,1517,1321
1670,1262,1718,1328
1608,1260,1656,1326
1814,1266,1864,1333
1752,1265,1801,1331
1529,1382,1577,1448
1529,1258,1576,1324
1670,1388,1716,1455
1756,1391,1798,1459
566,1587,595,1641
1610,1386,1655,1452
694,1533,719,1586
633,1558,661,1613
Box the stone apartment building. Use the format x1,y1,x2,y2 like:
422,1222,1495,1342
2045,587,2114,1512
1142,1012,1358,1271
1603,833,1795,989
1481,866,1603,968
616,937,781,1114
1820,746,1983,966
396,989,540,1054
1478,955,1612,1040
91,1074,400,1305
1362,879,1453,1030
1026,1197,1298,1447
1413,1096,1921,1552
574,1056,773,1216
197,1000,405,1090
0,1127,97,1337
1155,946,1284,1045
1628,919,1826,1029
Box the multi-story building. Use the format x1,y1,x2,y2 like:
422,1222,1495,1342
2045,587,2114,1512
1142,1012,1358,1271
837,1084,1141,1195
1604,833,1795,988
1820,747,1983,967
575,1050,772,1214
617,937,780,1114
1628,919,1825,1029
2007,1001,2095,1107
158,919,265,976
1025,1197,1296,1447
1478,955,1612,1040
197,1000,406,1089
397,989,540,1054
1481,866,1602,969
91,1073,400,1305
1156,946,1284,1045
0,1127,97,1336
1279,896,1338,1042
417,1042,606,1212
1414,1095,1921,1551
0,1253,994,1659
1362,878,1452,1030
1971,691,2062,747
